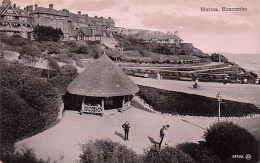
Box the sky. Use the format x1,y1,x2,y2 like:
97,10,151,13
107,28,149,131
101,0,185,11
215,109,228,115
11,0,260,54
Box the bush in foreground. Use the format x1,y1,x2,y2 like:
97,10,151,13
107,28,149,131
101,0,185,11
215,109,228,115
79,139,140,163
203,121,259,162
177,142,221,163
142,146,195,163
1,147,49,163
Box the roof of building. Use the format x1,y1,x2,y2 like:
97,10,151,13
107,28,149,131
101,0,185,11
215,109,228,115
67,54,139,97
139,34,182,41
31,7,68,17
0,3,31,17
69,27,113,37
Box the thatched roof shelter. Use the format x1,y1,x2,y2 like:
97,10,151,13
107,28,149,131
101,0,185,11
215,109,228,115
67,54,139,97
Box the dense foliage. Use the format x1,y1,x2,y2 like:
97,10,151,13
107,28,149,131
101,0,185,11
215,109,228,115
137,85,260,116
142,146,195,163
49,65,78,94
114,33,208,58
33,25,64,42
79,139,140,163
19,44,42,58
1,147,49,163
177,142,221,163
0,60,61,148
203,122,259,162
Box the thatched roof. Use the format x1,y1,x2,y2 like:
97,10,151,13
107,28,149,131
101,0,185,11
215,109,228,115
67,54,139,97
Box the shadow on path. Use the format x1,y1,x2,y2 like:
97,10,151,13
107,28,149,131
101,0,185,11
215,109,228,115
148,136,159,146
114,131,125,140
181,119,206,130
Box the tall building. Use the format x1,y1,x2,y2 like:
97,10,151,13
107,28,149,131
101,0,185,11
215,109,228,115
0,0,33,38
0,0,116,43
28,4,69,40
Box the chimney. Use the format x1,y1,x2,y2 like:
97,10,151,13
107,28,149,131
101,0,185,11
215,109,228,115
78,11,81,16
35,4,38,10
14,4,16,8
49,4,53,9
108,17,111,20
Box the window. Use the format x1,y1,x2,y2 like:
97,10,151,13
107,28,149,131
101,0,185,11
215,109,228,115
6,9,14,14
4,16,13,21
20,17,27,22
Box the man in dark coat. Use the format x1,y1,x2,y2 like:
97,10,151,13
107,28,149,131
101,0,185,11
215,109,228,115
159,125,165,149
122,121,130,141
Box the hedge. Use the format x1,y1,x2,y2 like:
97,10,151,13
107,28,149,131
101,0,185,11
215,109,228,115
137,85,260,117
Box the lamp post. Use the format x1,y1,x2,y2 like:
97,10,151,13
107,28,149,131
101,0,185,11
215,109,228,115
216,91,222,122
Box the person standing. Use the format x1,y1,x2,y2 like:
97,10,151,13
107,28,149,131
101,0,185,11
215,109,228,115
159,126,165,149
122,121,130,141
157,72,161,81
162,125,170,147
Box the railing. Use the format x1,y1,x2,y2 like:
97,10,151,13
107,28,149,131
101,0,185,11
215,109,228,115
118,101,131,112
82,105,104,116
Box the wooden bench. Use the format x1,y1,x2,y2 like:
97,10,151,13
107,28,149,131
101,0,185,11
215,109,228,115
134,73,148,78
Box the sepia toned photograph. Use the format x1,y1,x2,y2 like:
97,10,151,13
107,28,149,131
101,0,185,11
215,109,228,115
0,0,260,162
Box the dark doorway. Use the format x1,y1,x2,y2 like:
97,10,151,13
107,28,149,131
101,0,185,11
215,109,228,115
104,96,123,110
63,92,82,111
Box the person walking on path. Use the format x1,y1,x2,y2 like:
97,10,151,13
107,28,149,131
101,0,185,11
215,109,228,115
157,72,161,81
122,121,130,141
159,125,165,149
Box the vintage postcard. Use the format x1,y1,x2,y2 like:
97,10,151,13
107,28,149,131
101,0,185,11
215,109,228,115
0,0,259,162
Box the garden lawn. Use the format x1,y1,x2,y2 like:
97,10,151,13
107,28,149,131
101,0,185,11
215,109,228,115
15,108,260,163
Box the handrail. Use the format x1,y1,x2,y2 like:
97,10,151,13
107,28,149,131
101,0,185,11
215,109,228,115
82,104,104,116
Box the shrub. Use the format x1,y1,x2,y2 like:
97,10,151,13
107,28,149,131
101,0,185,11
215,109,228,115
1,34,30,46
177,142,221,163
79,139,140,163
142,146,195,163
18,78,61,112
48,64,78,94
20,45,42,58
47,44,60,54
33,25,63,42
0,60,61,146
1,147,49,163
203,121,259,162
43,55,60,70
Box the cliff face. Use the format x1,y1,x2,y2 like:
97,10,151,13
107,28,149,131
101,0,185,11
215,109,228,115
180,43,210,58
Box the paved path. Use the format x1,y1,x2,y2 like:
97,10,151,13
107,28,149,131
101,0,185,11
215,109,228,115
130,76,260,108
15,108,260,163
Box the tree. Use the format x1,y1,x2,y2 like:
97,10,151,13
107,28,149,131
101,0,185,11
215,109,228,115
203,121,259,162
20,45,41,58
33,26,64,42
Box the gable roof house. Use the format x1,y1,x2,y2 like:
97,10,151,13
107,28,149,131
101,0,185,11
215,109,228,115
69,26,118,49
0,0,33,38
